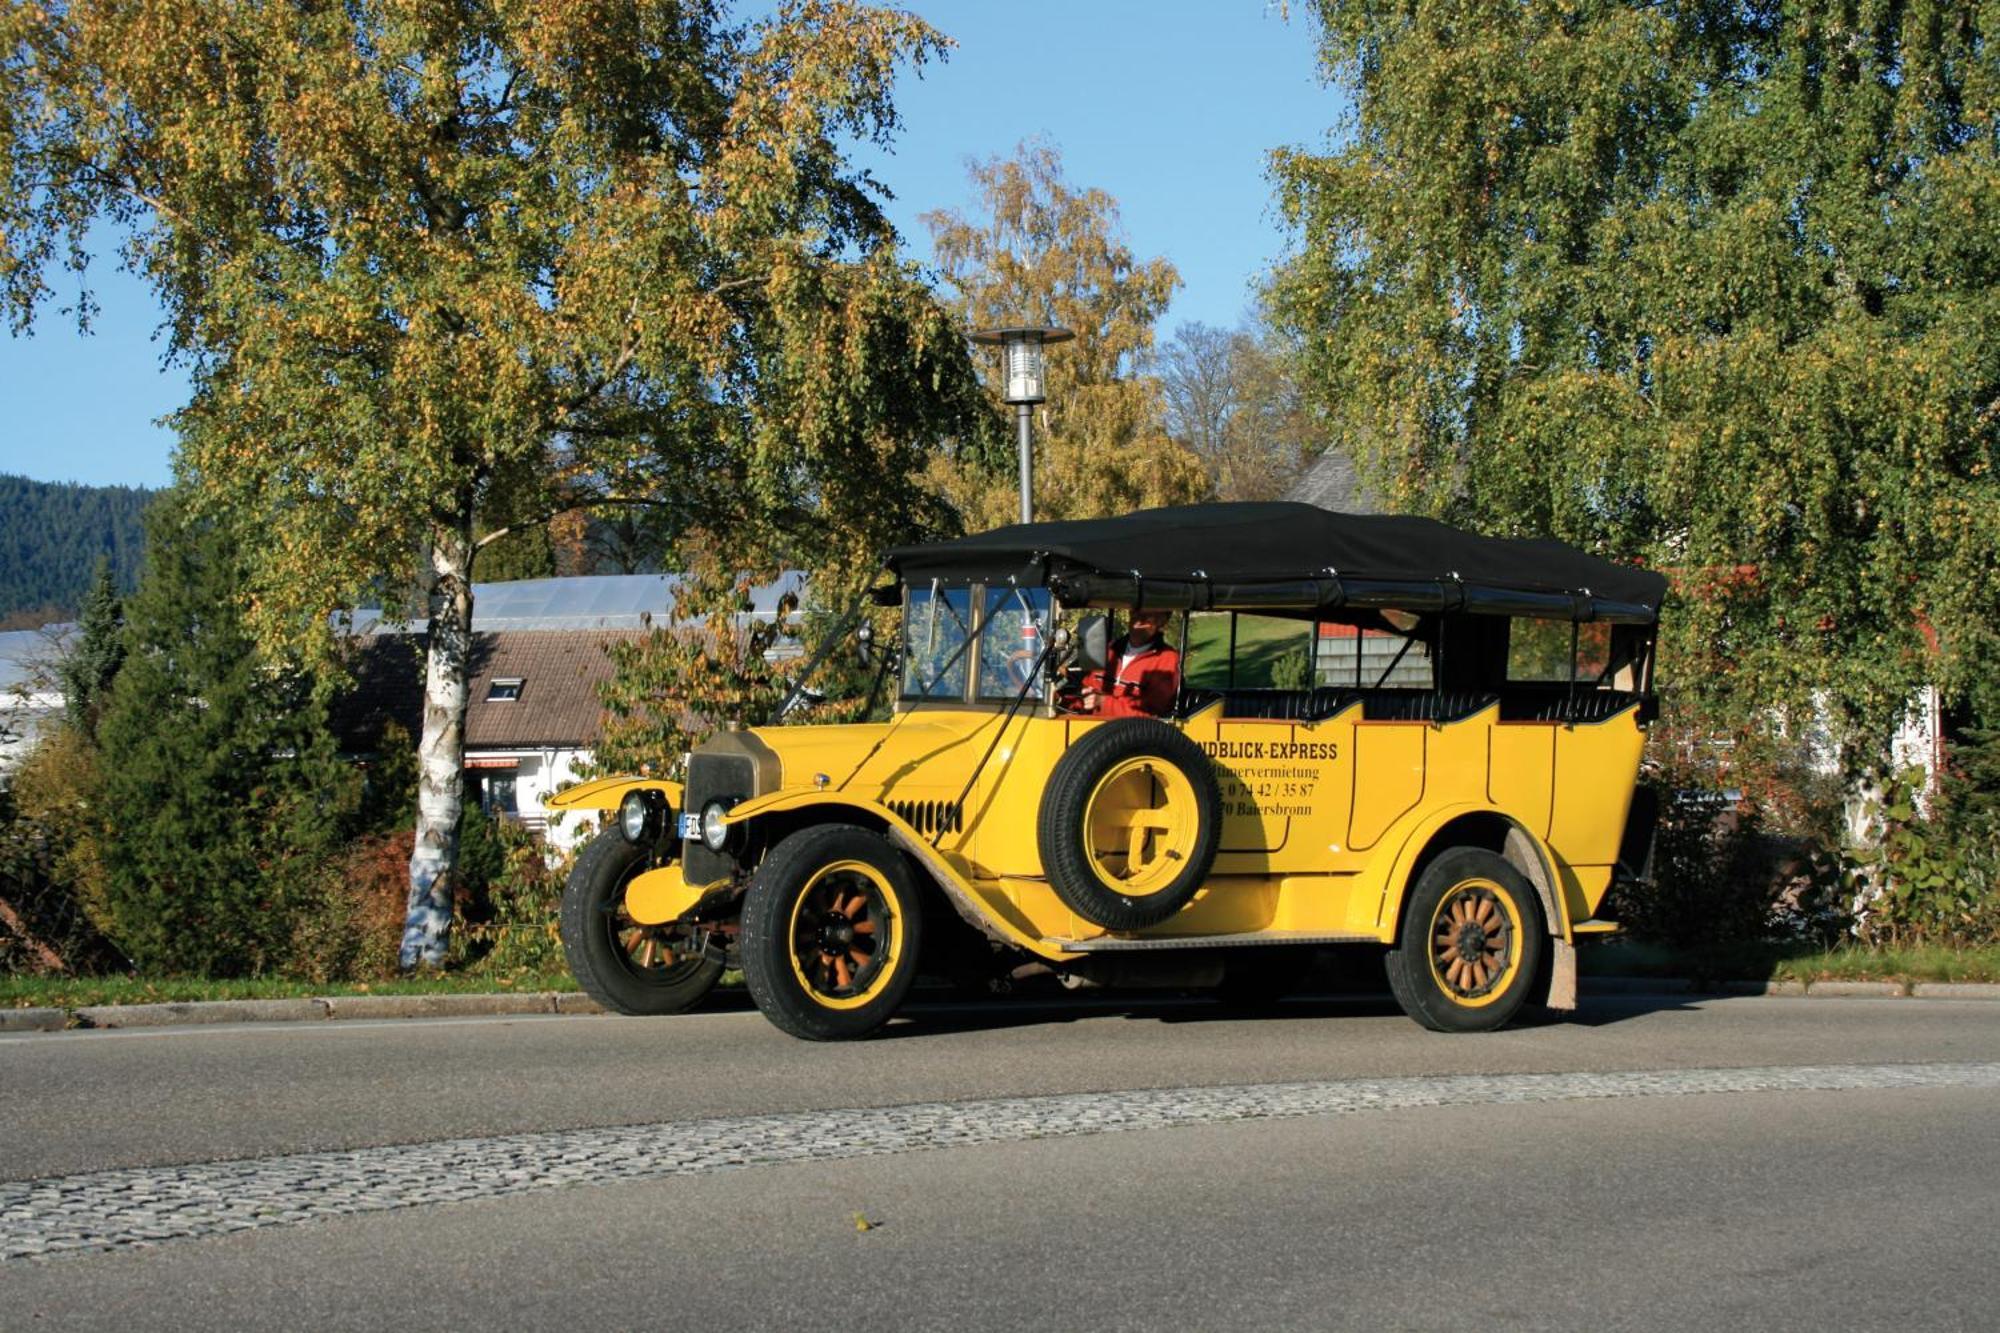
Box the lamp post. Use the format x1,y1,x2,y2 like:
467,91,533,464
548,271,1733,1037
971,325,1073,524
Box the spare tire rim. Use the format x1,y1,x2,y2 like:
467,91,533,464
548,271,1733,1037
1426,877,1521,1006
786,859,900,1009
1081,757,1202,899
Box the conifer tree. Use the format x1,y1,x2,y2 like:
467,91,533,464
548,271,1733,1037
57,559,124,740
95,493,356,976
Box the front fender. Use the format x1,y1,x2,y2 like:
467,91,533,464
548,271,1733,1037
721,789,1063,958
546,775,684,813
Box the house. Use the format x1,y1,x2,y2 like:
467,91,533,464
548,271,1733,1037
0,627,71,781
334,573,802,848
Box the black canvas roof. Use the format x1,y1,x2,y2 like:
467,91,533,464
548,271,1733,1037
884,503,1665,624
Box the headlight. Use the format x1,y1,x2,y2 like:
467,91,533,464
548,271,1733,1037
618,789,669,846
700,800,732,851
619,791,651,843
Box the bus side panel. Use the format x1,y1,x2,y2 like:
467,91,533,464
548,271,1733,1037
1349,724,1425,851
1488,723,1556,840
1548,715,1647,919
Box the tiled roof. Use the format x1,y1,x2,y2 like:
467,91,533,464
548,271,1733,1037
332,630,643,754
1287,448,1386,515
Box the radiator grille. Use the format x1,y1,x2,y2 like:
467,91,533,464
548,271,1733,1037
683,752,756,886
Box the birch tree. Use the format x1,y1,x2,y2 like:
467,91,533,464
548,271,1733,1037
4,0,986,964
1270,0,2000,771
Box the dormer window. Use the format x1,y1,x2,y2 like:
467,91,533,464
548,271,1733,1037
486,677,524,702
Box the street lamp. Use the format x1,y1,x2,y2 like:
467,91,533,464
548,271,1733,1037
971,325,1073,524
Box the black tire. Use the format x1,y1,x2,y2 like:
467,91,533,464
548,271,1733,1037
740,824,925,1041
1037,719,1223,931
559,830,724,1016
1385,847,1546,1033
1215,946,1317,1010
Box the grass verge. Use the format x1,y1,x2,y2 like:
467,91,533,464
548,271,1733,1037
1580,939,2000,985
2,969,580,1010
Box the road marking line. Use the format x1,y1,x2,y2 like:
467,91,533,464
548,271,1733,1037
5,1061,1996,1262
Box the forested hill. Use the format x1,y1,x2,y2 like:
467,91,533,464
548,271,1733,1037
0,474,155,627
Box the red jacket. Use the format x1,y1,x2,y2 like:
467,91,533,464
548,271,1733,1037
1082,638,1181,718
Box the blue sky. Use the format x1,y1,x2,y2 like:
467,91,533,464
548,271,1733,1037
0,2,1342,489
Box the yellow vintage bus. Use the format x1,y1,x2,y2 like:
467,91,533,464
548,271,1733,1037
552,503,1664,1040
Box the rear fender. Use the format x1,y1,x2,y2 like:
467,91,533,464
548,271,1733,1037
1370,803,1572,945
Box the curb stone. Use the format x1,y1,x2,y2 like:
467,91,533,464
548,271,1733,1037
7,976,1989,1032
1912,982,2000,1001
1806,979,1906,998
75,998,328,1028
319,992,558,1020
0,1007,68,1032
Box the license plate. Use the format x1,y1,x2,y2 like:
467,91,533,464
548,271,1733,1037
677,812,702,839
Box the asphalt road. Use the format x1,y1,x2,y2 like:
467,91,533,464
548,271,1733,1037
5,992,1999,1329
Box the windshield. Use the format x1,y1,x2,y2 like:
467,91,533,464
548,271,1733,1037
977,587,1053,700
901,584,975,700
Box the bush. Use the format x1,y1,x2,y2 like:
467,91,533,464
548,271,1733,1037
1609,718,1849,952
1,726,122,975
1851,768,2000,947
452,819,570,978
285,831,412,982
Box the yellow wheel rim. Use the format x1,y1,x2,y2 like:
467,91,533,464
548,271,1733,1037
1426,877,1523,1009
786,859,902,1011
1081,756,1201,899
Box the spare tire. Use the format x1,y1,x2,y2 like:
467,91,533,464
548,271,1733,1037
1037,719,1224,930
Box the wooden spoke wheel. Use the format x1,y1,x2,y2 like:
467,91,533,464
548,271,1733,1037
559,830,724,1017
1427,880,1519,1002
1386,847,1546,1033
740,825,925,1041
785,859,899,1007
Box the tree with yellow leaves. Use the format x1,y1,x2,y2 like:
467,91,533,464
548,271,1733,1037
3,1,987,964
921,141,1208,529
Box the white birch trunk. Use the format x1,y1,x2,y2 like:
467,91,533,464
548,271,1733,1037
400,530,474,968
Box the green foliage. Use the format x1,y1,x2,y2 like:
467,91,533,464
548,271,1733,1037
453,819,568,978
3,721,117,966
593,550,804,777
56,559,123,739
1271,644,1315,692
354,720,420,838
1272,0,2000,770
1854,768,2000,946
0,475,152,623
5,0,993,960
0,772,119,975
92,494,359,977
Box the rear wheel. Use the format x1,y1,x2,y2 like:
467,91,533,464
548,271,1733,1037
559,831,724,1016
1385,848,1545,1033
740,825,925,1041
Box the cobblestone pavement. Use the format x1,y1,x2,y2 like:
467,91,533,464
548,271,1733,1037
6,1061,1996,1262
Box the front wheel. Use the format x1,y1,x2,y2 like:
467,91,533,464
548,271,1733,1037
559,831,724,1016
1385,847,1546,1033
740,825,925,1041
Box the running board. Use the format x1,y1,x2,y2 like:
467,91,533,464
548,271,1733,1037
1048,930,1380,953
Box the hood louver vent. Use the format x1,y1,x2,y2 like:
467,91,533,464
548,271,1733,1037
888,798,962,837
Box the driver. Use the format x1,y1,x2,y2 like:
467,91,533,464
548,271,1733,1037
1075,609,1180,717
